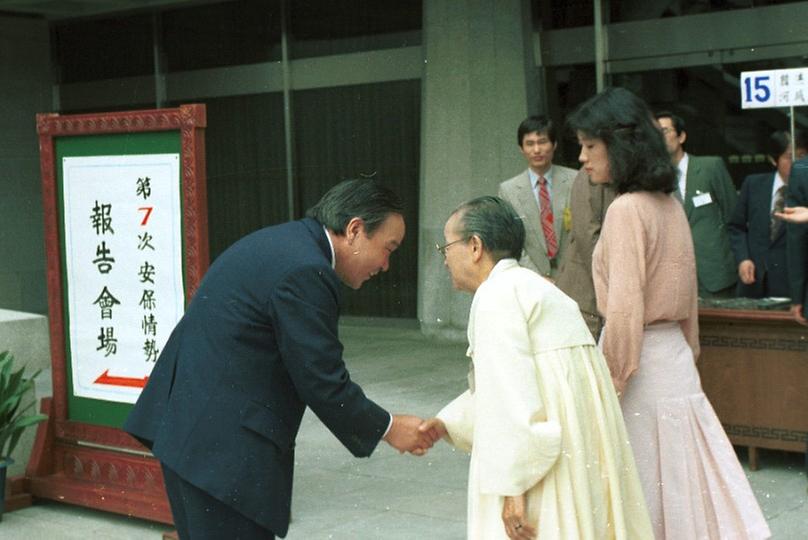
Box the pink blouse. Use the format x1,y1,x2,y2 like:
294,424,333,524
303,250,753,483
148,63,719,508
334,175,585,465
593,191,700,392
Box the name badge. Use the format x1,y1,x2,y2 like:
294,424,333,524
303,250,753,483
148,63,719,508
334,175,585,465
692,192,713,207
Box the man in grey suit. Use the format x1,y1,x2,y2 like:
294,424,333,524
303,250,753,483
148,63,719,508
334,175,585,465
656,111,738,297
556,169,616,338
498,115,576,279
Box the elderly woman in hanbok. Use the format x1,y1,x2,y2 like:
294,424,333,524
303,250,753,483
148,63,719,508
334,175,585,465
569,86,770,539
420,196,652,539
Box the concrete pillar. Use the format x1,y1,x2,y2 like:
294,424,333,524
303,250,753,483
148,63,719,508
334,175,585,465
0,15,51,315
418,0,534,339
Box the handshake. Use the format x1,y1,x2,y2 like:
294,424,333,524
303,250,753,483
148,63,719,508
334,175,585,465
383,414,447,456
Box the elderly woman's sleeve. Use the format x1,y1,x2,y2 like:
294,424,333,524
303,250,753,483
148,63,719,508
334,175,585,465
436,389,474,453
471,281,562,496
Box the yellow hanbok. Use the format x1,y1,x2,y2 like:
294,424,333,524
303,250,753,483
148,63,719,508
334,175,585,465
438,259,653,539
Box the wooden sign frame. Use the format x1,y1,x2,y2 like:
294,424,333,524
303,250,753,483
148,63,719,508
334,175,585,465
10,104,208,523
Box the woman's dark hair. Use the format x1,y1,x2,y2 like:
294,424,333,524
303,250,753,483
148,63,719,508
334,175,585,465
452,196,525,262
306,178,403,235
568,87,677,195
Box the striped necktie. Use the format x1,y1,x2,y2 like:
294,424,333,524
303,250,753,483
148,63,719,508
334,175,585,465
538,176,558,258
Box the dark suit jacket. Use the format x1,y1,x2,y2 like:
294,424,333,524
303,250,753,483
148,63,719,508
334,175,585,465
727,172,789,298
683,155,738,293
786,158,808,316
124,217,390,537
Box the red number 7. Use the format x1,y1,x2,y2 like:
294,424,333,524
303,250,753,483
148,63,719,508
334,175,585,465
138,207,153,226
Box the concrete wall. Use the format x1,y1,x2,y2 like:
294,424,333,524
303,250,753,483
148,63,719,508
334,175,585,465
418,0,534,339
0,309,51,476
0,15,52,315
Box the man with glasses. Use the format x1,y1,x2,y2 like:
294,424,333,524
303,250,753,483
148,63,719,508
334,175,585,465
655,111,738,298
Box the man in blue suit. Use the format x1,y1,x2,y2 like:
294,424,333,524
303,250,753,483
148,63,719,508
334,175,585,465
124,179,435,539
728,131,804,298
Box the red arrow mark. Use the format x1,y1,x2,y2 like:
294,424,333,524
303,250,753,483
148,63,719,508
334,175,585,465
94,370,149,388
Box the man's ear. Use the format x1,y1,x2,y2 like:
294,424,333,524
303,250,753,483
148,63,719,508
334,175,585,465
469,235,484,262
345,217,365,243
679,130,687,146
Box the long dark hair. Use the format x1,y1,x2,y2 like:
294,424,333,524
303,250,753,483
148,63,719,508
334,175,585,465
568,87,676,194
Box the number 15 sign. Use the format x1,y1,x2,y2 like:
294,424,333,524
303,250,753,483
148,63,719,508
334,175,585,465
741,68,808,109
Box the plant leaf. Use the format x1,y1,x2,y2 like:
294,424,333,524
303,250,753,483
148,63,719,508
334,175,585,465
0,351,48,457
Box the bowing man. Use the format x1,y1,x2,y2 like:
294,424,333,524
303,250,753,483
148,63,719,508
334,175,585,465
125,179,434,539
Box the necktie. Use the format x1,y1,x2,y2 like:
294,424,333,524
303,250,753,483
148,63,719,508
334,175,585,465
538,176,558,258
673,169,684,204
771,185,786,241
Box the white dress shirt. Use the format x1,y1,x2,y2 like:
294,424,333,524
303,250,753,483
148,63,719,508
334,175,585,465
677,153,690,199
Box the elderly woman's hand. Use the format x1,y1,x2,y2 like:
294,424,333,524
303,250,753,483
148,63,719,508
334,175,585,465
502,493,535,539
417,417,447,444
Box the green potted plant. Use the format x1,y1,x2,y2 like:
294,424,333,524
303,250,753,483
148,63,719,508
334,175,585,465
0,350,48,521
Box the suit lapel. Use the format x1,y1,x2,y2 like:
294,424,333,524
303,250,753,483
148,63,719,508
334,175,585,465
515,170,547,253
302,217,333,265
684,157,701,219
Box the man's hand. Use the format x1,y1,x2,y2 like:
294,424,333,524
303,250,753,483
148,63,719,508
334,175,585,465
384,414,434,456
738,260,755,285
502,493,535,539
791,304,808,326
775,206,808,224
418,417,447,444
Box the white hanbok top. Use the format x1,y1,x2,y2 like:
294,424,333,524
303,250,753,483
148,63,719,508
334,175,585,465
438,259,653,539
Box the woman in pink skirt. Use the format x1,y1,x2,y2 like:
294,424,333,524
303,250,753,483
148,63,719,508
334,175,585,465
568,87,771,540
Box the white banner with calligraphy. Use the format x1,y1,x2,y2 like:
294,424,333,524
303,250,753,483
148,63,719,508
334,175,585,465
62,154,184,403
740,68,808,109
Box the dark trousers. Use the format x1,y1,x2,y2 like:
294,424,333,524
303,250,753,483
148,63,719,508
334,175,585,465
162,464,275,540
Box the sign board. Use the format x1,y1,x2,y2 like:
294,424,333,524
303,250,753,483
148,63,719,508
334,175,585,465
23,104,208,525
62,154,184,404
740,68,808,109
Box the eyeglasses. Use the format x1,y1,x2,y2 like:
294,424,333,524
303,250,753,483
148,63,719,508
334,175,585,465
660,127,676,135
435,238,468,257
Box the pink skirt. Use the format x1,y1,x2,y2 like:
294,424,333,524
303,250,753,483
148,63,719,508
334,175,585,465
618,322,770,539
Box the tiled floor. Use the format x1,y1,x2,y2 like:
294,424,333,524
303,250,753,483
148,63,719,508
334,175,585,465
2,322,806,538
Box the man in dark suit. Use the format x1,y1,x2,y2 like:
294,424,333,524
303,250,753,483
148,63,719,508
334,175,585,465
124,179,434,539
656,111,738,298
785,155,808,325
728,131,803,298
